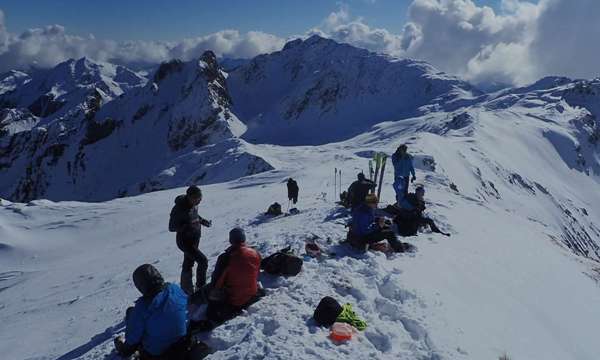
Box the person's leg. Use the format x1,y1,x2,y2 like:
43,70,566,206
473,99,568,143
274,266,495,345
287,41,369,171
392,179,403,205
362,231,387,245
403,177,410,198
176,236,196,295
422,217,450,236
187,238,208,289
380,229,400,251
206,301,242,324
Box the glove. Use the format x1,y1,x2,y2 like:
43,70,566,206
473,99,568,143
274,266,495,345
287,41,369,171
114,335,137,357
201,219,212,227
113,336,127,356
411,176,416,183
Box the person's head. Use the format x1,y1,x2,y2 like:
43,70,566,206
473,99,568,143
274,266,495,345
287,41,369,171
365,194,379,208
229,227,246,246
396,144,407,155
133,264,165,298
186,185,202,206
415,185,425,200
357,172,366,181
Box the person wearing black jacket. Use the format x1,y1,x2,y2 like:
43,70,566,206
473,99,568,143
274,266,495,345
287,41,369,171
169,185,212,295
347,173,376,209
395,186,450,237
287,178,299,204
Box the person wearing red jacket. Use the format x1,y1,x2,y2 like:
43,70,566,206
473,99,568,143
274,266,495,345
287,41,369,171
205,227,263,326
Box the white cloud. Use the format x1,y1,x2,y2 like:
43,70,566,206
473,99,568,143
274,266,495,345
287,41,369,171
1,1,599,86
529,0,600,80
0,10,286,73
314,0,600,86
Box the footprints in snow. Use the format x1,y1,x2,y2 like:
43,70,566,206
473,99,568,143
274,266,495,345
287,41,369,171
0,271,24,293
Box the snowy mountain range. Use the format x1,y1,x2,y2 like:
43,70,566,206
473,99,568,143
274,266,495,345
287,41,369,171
0,52,271,201
1,35,600,360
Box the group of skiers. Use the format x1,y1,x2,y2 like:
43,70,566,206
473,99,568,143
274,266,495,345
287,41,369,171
114,145,449,358
115,185,262,359
346,144,449,252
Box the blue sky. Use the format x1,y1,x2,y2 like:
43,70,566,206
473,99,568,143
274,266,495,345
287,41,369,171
2,0,504,41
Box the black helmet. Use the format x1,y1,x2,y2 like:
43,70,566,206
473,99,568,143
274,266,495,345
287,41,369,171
186,185,202,198
133,264,165,298
229,227,246,245
357,172,366,181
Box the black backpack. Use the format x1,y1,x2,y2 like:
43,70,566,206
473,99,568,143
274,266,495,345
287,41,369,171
261,246,303,276
313,296,343,327
266,202,283,216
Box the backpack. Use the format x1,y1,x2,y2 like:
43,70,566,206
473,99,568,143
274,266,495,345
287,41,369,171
261,246,303,276
266,202,283,216
313,296,343,327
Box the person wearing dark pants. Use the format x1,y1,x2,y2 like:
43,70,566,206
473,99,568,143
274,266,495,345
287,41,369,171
347,172,377,209
287,178,299,205
176,236,208,295
350,194,412,252
392,144,416,205
169,185,212,295
397,186,450,237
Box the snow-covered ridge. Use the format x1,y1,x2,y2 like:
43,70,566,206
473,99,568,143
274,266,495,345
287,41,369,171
228,35,481,145
0,35,598,206
0,52,271,202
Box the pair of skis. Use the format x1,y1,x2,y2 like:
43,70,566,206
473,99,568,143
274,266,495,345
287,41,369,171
370,152,387,200
334,168,342,202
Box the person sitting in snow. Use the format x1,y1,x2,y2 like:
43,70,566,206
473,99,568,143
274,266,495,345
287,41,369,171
391,144,416,205
348,194,412,252
395,185,450,237
191,227,264,331
114,264,188,359
347,172,377,209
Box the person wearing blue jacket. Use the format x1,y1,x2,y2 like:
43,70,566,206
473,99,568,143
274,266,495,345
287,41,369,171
350,194,411,252
114,264,189,359
391,144,416,205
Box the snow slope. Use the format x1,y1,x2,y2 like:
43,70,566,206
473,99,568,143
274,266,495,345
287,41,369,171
2,102,600,359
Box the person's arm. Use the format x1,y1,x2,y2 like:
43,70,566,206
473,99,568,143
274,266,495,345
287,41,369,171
409,157,416,179
119,302,145,356
169,205,190,233
199,216,212,227
358,210,379,234
210,252,230,286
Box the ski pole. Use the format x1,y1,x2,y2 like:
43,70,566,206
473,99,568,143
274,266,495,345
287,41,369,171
339,170,342,198
334,168,337,203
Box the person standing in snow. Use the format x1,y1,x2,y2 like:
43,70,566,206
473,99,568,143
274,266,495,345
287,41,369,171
192,228,264,331
396,186,450,237
347,172,376,209
391,144,416,205
350,194,412,252
287,178,299,205
114,264,188,359
169,185,212,295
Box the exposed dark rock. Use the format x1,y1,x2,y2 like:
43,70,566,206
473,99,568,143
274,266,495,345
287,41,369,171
81,117,119,146
154,59,184,83
28,94,65,117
